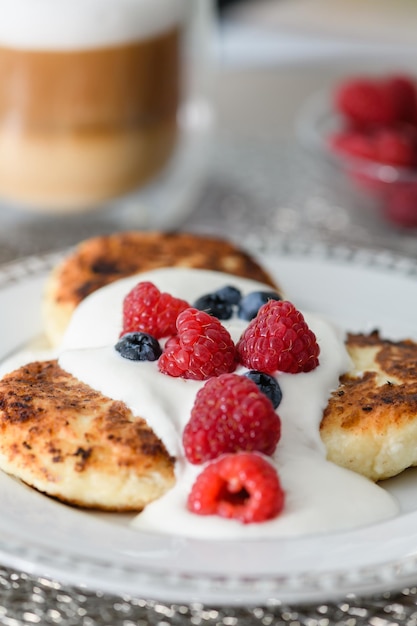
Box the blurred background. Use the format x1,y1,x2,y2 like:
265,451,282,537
197,0,417,256
2,0,417,258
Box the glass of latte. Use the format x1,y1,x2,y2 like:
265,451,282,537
0,0,213,223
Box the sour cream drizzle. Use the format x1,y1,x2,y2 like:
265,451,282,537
56,267,399,539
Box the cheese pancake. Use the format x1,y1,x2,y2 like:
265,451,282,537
0,360,175,510
320,330,417,481
43,231,279,347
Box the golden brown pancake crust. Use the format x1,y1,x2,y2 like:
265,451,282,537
43,231,279,346
0,360,175,510
320,330,417,481
53,231,276,308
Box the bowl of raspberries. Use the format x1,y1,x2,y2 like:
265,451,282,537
300,73,417,228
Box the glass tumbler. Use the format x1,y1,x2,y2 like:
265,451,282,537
0,0,214,226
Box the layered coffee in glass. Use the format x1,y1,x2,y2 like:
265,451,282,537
0,0,212,217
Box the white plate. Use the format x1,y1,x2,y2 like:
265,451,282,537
1,242,417,607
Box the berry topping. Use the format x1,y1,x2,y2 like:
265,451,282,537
158,308,236,380
182,373,281,463
193,285,242,320
187,452,285,523
115,332,162,361
193,295,232,320
121,281,189,339
215,285,242,305
236,300,320,374
237,290,282,321
244,370,282,409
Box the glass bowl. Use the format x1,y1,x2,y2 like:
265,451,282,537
297,88,417,230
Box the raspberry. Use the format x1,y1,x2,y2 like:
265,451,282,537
335,77,398,128
384,182,417,227
373,128,416,167
236,300,320,374
187,452,285,523
385,75,417,123
329,128,417,167
182,373,281,463
329,130,376,161
121,281,189,339
158,308,236,380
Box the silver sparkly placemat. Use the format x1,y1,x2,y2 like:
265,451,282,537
2,566,417,625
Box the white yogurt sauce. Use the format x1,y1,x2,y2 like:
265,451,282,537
0,0,186,50
56,267,399,539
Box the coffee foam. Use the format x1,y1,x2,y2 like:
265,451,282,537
0,0,186,49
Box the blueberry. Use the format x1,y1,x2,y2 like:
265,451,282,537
238,290,282,321
115,332,162,361
193,285,241,320
245,370,282,409
214,285,242,305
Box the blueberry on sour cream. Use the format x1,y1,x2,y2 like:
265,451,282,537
238,291,282,321
245,370,282,409
193,285,242,320
115,332,162,362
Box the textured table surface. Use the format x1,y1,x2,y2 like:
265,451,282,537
0,64,417,625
